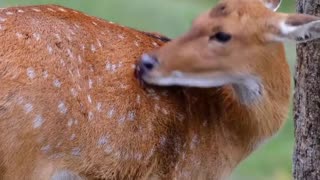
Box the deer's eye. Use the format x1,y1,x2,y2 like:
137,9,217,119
209,32,232,43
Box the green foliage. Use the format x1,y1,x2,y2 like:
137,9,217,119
0,0,296,179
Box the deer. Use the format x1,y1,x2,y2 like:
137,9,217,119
0,0,319,179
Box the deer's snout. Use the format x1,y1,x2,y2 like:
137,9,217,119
136,54,159,78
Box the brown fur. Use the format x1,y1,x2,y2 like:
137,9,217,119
0,2,290,180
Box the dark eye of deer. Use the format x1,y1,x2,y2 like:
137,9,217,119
209,32,232,43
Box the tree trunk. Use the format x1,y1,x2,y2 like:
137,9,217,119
294,1,320,179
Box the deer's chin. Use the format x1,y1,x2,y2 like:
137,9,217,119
141,71,236,88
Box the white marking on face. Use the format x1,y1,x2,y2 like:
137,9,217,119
33,33,41,41
58,102,68,114
53,79,61,88
71,147,81,156
27,67,36,79
24,103,33,113
34,115,44,128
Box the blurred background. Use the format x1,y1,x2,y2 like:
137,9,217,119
0,0,296,179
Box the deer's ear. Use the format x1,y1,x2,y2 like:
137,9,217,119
261,0,282,11
266,13,320,43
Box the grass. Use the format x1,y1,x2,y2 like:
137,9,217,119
0,0,297,179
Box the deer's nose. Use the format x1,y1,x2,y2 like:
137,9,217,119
139,54,159,73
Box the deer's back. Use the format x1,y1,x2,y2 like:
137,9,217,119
0,5,188,179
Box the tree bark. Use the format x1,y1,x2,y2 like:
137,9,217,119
294,1,320,179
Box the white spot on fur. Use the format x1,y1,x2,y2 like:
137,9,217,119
53,79,61,88
127,111,135,121
5,11,13,15
136,95,141,104
92,21,98,26
77,55,82,64
58,8,67,12
70,88,78,97
88,111,94,120
88,79,93,89
58,102,68,114
97,39,102,48
71,147,81,156
32,8,41,12
27,67,36,79
67,119,74,127
91,44,96,52
41,145,51,153
118,116,126,124
152,42,159,47
118,34,124,40
54,33,61,41
17,9,24,13
67,49,74,58
87,95,92,104
16,32,23,39
70,134,76,141
33,33,41,41
98,136,108,146
107,108,115,118
96,102,102,112
0,17,6,22
24,103,33,113
47,8,56,12
47,45,53,54
134,41,139,47
34,115,44,128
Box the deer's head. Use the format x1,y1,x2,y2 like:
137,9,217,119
136,0,320,104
